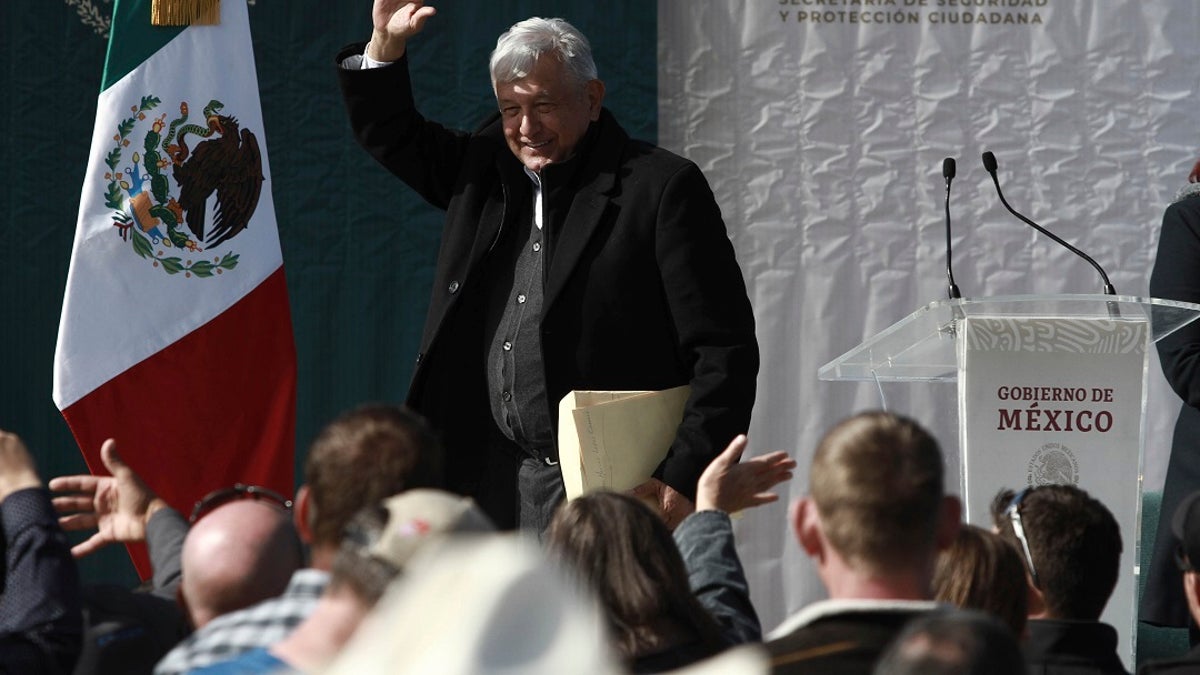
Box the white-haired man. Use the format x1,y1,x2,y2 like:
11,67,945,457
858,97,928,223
336,2,759,533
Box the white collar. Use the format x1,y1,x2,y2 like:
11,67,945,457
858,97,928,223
766,598,944,640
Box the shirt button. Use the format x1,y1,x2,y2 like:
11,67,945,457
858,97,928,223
532,242,542,252
517,294,526,304
448,281,460,293
503,341,512,351
502,391,512,402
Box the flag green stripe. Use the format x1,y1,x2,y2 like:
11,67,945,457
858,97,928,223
102,0,186,92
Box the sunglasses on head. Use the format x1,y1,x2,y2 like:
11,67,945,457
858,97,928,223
189,483,294,524
1003,487,1041,589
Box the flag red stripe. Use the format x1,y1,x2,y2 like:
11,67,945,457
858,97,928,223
61,268,296,578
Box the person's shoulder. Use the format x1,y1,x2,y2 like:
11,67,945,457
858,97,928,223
765,600,941,668
1165,187,1200,224
1139,653,1200,675
763,621,881,675
154,574,326,674
187,647,285,675
620,137,695,173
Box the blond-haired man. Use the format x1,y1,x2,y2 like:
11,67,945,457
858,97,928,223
765,411,961,675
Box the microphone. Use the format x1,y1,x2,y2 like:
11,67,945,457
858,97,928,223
981,151,1116,295
942,158,962,299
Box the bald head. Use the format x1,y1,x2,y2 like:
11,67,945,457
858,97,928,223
180,499,303,628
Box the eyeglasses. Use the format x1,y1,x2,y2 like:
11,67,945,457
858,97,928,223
1004,488,1041,589
189,483,294,523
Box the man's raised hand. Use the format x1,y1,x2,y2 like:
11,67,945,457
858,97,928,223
48,439,168,558
695,434,796,514
368,0,437,62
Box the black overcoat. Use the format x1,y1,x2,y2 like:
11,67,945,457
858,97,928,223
336,45,759,505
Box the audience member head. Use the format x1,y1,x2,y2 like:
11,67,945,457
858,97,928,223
933,524,1029,638
873,609,1027,675
990,484,1121,621
329,489,494,606
323,536,619,675
266,490,494,673
299,404,442,567
1166,490,1200,626
179,498,303,628
546,491,722,664
792,411,961,598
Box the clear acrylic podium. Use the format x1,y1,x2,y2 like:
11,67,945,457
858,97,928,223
819,293,1200,668
819,294,1200,383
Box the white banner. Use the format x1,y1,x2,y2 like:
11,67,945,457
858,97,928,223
658,0,1200,659
960,315,1148,663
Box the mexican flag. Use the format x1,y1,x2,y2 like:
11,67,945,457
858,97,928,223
53,0,295,574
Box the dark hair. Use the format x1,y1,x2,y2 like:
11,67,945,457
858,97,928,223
874,609,1027,675
933,525,1028,637
990,484,1121,620
304,404,442,547
545,492,722,662
810,411,944,573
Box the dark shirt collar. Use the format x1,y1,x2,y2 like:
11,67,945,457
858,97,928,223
1025,619,1128,674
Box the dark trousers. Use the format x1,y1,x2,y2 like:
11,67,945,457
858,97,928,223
474,432,565,536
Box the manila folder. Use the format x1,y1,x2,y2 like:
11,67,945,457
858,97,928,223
556,385,690,500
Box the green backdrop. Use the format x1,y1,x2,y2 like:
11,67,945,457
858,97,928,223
0,0,656,586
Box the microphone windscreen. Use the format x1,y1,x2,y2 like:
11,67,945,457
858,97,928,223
982,151,998,173
943,157,956,180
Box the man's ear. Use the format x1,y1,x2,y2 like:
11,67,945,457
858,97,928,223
1183,571,1200,626
934,495,963,551
176,585,195,630
293,485,314,545
792,497,824,558
586,79,605,120
1026,579,1048,618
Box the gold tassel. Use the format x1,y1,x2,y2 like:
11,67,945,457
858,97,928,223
151,0,221,26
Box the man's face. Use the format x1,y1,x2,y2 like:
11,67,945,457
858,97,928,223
495,55,605,174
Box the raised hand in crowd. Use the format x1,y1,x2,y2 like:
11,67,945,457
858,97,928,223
696,434,796,514
48,438,168,557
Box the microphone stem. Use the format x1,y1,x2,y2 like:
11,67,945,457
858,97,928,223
989,174,1116,295
945,180,961,299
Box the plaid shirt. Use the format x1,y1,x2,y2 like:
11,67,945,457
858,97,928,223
153,568,329,675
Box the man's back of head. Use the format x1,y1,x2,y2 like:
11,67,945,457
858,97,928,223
990,484,1121,621
769,412,960,674
805,411,952,576
179,499,303,628
302,404,443,555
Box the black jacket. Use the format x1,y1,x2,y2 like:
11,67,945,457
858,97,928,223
1024,619,1129,675
1143,193,1200,627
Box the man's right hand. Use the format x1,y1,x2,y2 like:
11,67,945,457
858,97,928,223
48,438,168,558
368,0,437,63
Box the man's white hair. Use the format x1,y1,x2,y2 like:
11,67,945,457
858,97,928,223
489,17,598,91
